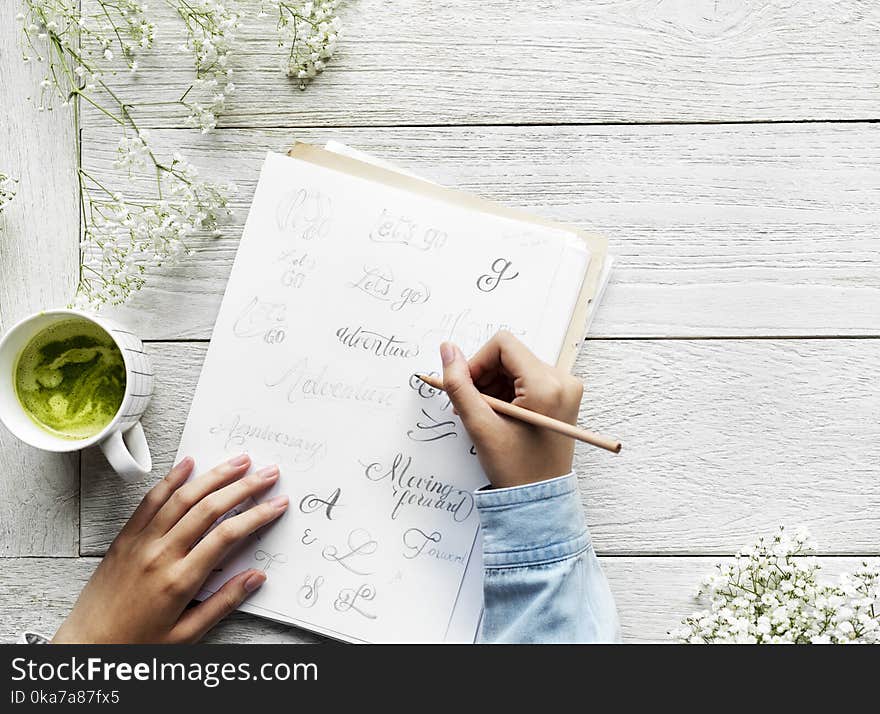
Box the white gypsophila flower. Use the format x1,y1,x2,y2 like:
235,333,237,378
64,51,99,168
673,526,880,644
79,147,235,306
21,2,235,306
0,172,18,213
170,0,241,132
21,0,154,110
272,0,342,89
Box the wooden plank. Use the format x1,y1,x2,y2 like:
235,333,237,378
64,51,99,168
0,7,80,556
4,556,877,643
0,557,317,644
80,124,880,339
83,0,880,127
80,339,880,556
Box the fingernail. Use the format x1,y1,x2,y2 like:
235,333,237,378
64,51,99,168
174,455,193,469
256,465,279,480
440,342,455,366
269,495,289,510
228,453,249,466
244,571,266,593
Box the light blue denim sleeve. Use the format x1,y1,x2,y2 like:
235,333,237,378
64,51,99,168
475,473,621,643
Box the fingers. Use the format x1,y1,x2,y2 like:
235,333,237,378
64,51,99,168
120,457,194,537
468,330,544,385
440,341,498,441
170,569,266,643
464,331,584,421
185,495,290,574
148,454,252,536
165,465,281,550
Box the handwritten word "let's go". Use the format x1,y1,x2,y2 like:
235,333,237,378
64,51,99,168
369,209,447,251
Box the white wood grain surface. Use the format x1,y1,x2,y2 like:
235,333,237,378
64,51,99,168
81,124,880,339
0,6,80,556
80,339,880,555
83,0,880,126
4,556,877,644
2,0,878,643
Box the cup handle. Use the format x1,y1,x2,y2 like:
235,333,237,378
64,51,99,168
100,422,152,482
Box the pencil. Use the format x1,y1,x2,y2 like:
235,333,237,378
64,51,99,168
415,374,622,454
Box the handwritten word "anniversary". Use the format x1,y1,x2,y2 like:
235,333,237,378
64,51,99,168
208,414,326,470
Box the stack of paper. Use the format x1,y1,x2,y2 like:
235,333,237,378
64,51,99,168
175,143,613,643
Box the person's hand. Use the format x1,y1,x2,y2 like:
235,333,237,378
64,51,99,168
52,455,288,644
440,331,583,489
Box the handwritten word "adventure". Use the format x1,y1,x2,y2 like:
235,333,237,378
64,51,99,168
266,358,399,408
336,325,420,359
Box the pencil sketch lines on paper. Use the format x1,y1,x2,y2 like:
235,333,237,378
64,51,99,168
408,372,445,401
276,187,332,241
336,325,420,359
361,452,476,523
208,414,327,471
421,308,527,356
349,265,431,312
265,358,399,408
477,258,520,293
297,575,324,608
369,208,447,251
299,487,342,520
278,248,317,289
322,528,379,575
402,528,442,560
407,408,457,442
232,297,287,344
334,584,377,620
254,550,288,571
402,529,465,565
301,529,317,546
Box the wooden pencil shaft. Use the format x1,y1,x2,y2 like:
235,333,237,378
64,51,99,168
416,374,622,454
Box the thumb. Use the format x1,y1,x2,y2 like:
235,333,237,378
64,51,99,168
440,342,495,436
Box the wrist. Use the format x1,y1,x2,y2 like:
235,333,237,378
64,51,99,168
474,473,590,568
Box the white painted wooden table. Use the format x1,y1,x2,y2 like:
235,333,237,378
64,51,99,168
1,0,879,643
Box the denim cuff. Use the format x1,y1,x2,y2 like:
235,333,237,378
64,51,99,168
475,473,591,568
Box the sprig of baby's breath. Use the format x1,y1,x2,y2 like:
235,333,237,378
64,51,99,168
18,0,234,307
674,526,880,644
168,0,241,132
16,0,345,305
0,173,18,214
271,0,341,89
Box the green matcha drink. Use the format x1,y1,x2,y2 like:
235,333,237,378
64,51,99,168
14,318,126,440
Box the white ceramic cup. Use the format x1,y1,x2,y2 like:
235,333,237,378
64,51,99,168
0,309,153,482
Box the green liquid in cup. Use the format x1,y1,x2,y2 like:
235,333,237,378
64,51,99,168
14,318,126,440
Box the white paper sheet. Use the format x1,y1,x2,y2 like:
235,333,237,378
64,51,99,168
176,151,590,643
320,142,583,640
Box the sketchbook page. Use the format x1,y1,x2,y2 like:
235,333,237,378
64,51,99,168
321,141,597,641
319,141,606,366
176,152,588,643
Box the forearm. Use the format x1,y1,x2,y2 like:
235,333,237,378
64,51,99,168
476,473,620,643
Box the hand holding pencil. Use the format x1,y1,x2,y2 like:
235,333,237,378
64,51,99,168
433,332,620,491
